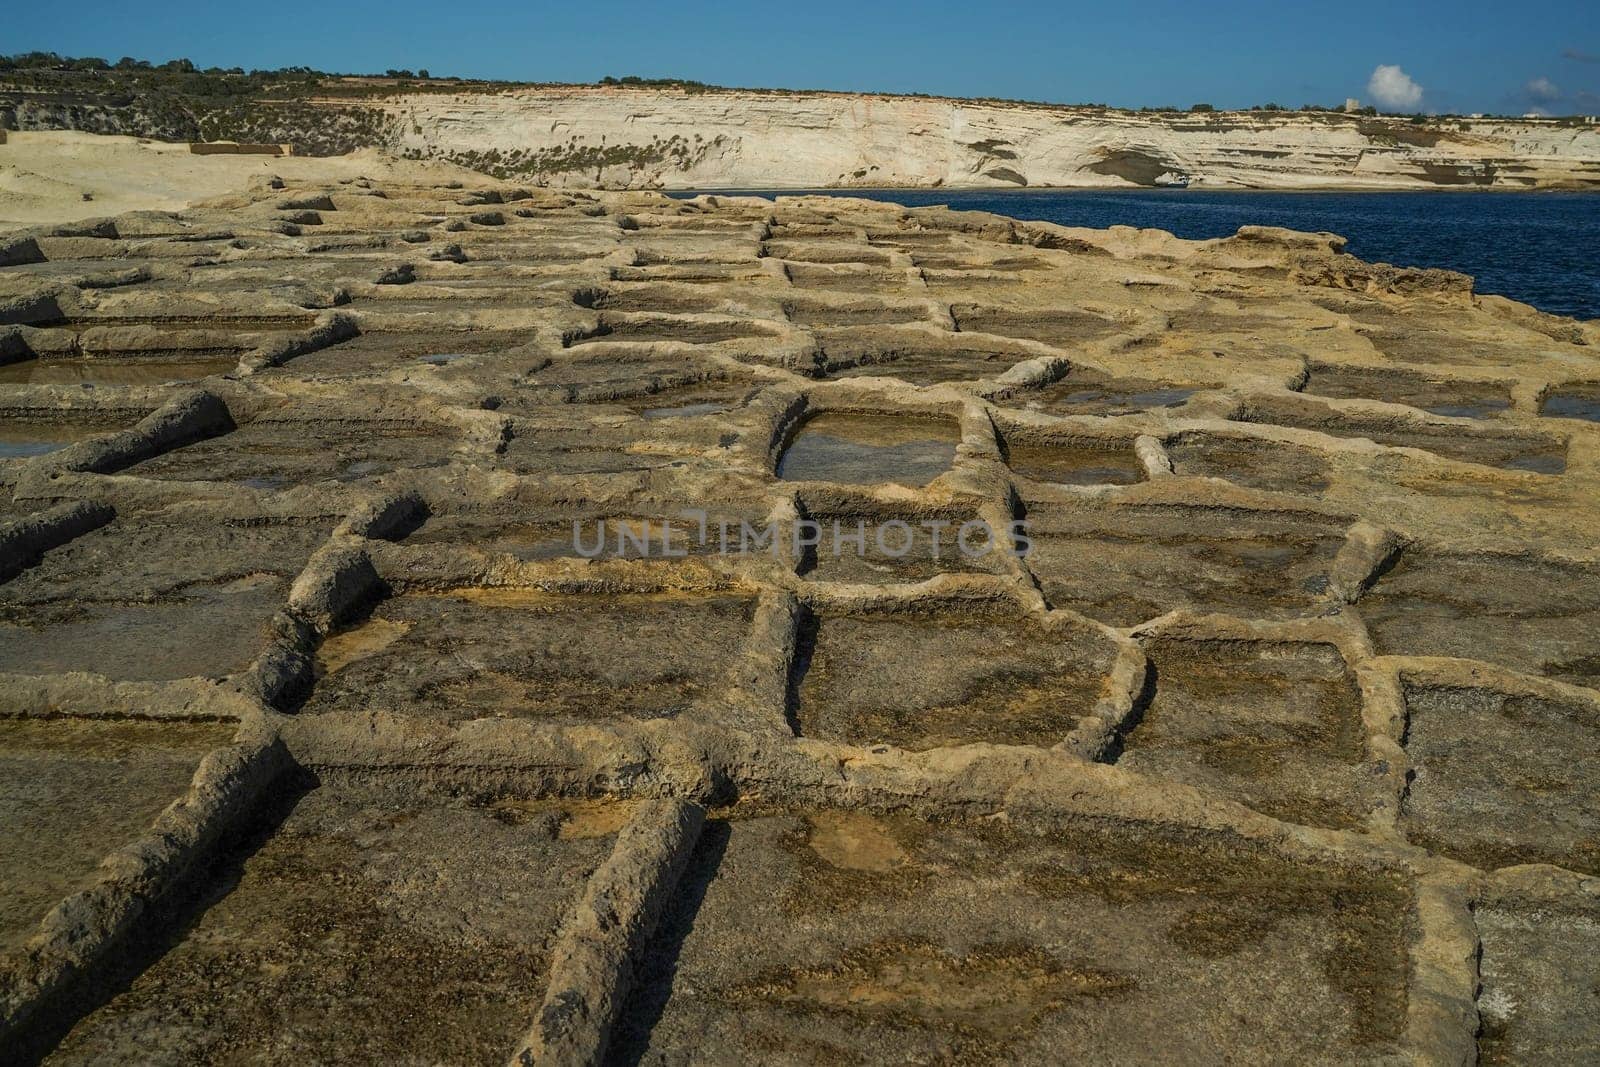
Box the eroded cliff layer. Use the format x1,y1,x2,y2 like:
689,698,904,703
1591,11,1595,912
381,88,1600,190
7,78,1600,189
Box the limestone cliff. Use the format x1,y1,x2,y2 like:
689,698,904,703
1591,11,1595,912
380,87,1600,190
9,78,1600,190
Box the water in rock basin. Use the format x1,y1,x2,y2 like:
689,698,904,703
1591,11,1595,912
1541,387,1600,423
777,413,958,485
1006,442,1146,486
0,421,110,458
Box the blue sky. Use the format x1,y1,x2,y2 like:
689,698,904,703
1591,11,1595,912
8,0,1599,115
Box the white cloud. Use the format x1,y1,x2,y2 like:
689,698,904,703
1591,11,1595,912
1367,64,1424,111
1525,76,1562,101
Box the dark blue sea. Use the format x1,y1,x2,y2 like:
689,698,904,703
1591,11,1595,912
672,189,1600,321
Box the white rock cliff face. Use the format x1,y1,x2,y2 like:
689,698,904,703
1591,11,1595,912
382,87,1600,190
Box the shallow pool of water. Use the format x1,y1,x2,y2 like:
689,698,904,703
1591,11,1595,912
1006,442,1146,486
777,413,958,486
0,421,112,459
1541,388,1600,423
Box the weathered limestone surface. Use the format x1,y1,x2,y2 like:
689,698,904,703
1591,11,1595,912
379,88,1600,190
1,175,1598,1063
12,87,1600,190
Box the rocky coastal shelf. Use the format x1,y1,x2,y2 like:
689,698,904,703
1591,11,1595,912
1,177,1598,1062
